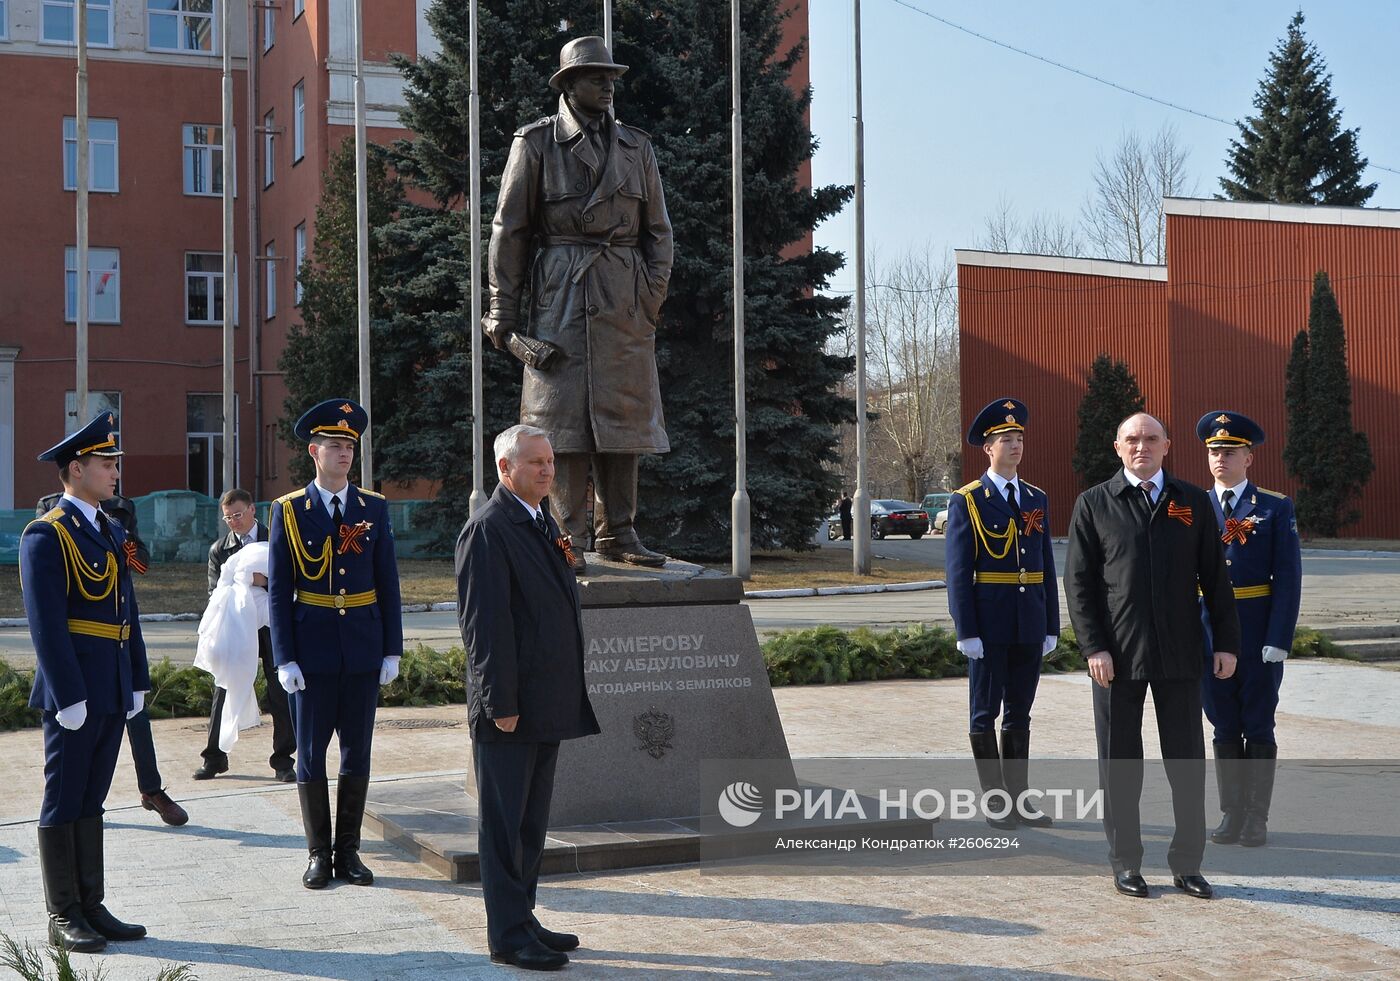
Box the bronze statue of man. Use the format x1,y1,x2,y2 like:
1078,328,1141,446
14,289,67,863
485,36,674,574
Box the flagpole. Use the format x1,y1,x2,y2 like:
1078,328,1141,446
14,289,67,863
730,0,750,580
468,0,486,514
75,0,89,424
221,0,235,492
851,0,871,575
353,0,373,488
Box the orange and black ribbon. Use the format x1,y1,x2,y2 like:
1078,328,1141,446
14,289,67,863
337,522,371,555
1166,501,1193,526
1021,508,1045,535
1221,517,1253,545
555,535,576,567
122,540,148,575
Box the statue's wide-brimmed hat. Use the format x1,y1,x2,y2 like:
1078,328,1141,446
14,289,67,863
549,36,629,91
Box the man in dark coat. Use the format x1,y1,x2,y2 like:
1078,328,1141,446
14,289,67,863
34,491,187,828
485,36,674,573
1065,412,1240,901
456,424,601,971
193,487,296,782
838,492,853,541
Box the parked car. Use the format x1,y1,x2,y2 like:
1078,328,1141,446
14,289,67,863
921,492,952,518
932,507,950,534
871,499,929,540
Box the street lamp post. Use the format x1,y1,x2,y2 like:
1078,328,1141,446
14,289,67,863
730,0,750,580
851,0,871,575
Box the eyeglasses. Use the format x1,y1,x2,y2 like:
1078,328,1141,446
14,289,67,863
220,510,249,524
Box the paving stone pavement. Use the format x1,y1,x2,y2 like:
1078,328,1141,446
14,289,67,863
0,663,1398,979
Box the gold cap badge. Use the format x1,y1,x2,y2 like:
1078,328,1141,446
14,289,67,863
1215,414,1231,424
1002,401,1016,410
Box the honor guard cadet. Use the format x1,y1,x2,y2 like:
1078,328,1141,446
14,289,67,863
945,398,1059,829
1196,411,1301,848
268,399,404,889
21,413,149,951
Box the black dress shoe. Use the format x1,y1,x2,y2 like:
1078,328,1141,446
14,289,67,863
1113,870,1149,898
274,768,296,783
48,913,107,953
1173,874,1213,899
334,849,374,886
303,850,333,890
85,904,147,941
531,922,580,953
193,759,228,780
490,939,568,971
140,790,189,827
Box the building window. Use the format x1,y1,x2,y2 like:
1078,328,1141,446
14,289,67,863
148,0,215,53
294,222,306,303
264,242,276,319
182,123,228,196
187,393,236,496
262,2,273,51
65,247,120,323
63,118,119,193
293,0,303,19
43,0,111,45
292,80,305,162
262,110,275,187
185,252,228,325
0,2,9,41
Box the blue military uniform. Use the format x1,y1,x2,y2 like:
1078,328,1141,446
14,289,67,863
1196,411,1301,848
268,398,403,888
945,398,1059,828
21,413,148,950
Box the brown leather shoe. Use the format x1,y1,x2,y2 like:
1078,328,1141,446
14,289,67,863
140,790,189,827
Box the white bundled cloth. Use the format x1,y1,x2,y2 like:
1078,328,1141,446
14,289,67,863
195,541,270,753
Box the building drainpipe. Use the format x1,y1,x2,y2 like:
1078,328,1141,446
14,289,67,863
246,0,264,500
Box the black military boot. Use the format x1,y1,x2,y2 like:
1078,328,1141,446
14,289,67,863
298,779,334,889
333,774,374,886
1239,741,1278,848
36,824,106,952
73,816,146,941
1000,729,1053,828
1210,738,1246,844
969,732,1017,830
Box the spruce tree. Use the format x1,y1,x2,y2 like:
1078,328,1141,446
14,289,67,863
1072,354,1146,489
278,140,406,487
1220,11,1376,205
1281,327,1310,489
1292,271,1373,536
383,0,854,555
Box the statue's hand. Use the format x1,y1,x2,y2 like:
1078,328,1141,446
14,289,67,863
483,317,514,352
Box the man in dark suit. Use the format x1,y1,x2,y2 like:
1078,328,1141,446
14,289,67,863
193,487,296,782
268,398,403,889
22,413,150,951
35,490,187,829
838,492,853,541
1065,412,1240,900
456,424,601,971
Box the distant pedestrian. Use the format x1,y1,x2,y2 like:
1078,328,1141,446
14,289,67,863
838,491,853,540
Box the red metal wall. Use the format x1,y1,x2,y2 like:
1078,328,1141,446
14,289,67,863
1167,213,1400,538
957,263,1168,534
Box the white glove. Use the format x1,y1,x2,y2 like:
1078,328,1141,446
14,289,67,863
379,656,401,686
56,701,88,731
127,690,146,720
1042,635,1059,658
277,662,307,694
1261,645,1288,663
957,638,984,660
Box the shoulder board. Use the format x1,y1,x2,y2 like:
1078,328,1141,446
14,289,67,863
359,488,385,500
1021,481,1045,496
40,507,65,523
1256,487,1286,499
513,116,553,138
957,481,981,494
275,489,308,505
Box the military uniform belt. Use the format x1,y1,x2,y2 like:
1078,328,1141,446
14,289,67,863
68,619,131,642
973,571,1044,585
295,589,378,612
1199,584,1272,600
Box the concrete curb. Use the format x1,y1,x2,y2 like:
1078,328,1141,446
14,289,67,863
746,580,945,599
